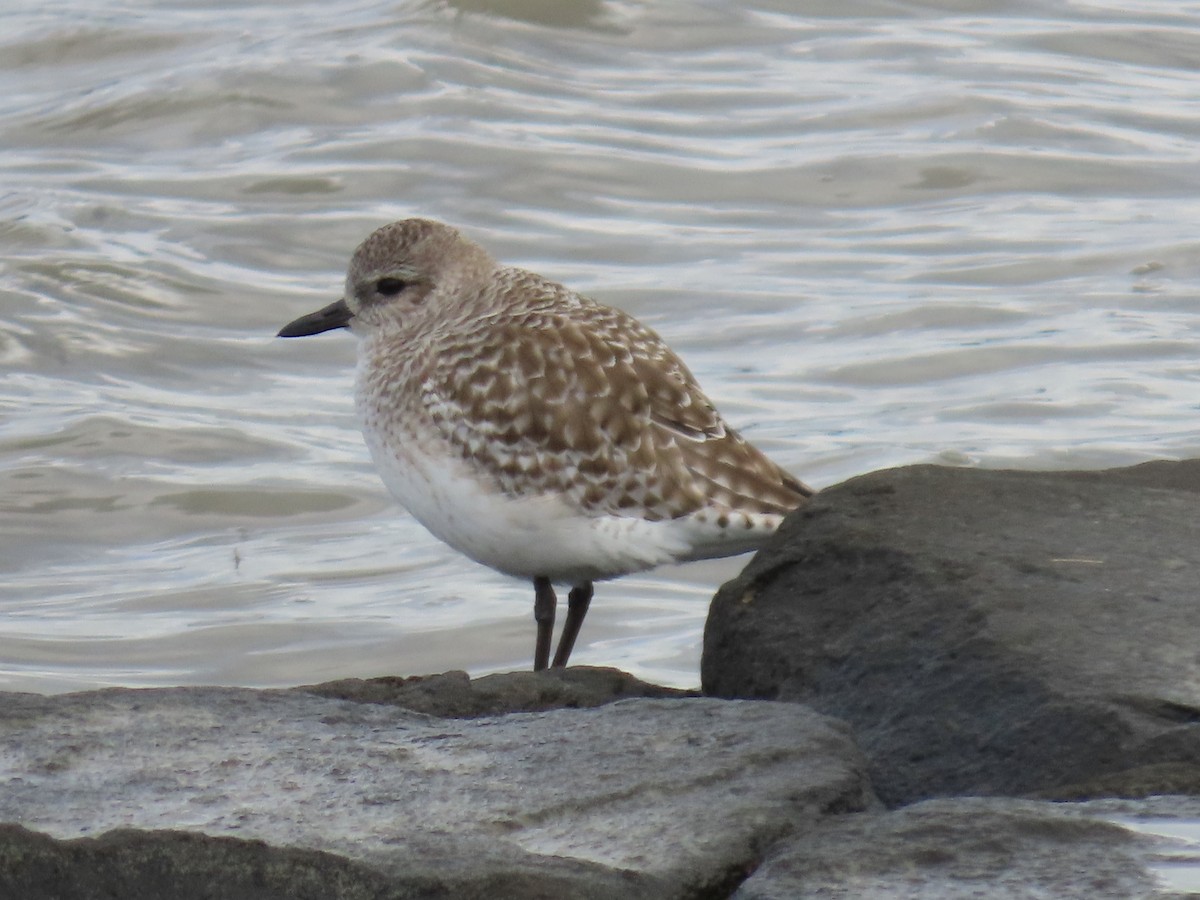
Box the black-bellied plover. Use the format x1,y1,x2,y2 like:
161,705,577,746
278,219,813,671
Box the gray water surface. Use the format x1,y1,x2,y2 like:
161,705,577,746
2,0,1199,692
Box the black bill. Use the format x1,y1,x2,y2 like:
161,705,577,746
277,299,353,337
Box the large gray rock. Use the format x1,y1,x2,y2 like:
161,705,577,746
703,460,1200,806
734,795,1200,899
0,825,429,900
0,685,873,898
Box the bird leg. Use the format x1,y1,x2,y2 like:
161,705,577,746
533,576,556,671
551,581,594,668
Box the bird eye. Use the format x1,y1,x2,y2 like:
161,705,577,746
376,277,407,296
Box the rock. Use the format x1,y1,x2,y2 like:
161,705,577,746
301,665,695,717
0,825,408,900
734,795,1200,899
1040,762,1200,801
0,686,874,898
703,460,1200,806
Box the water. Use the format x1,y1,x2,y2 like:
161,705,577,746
1133,819,1200,894
2,0,1199,693
1108,807,1200,895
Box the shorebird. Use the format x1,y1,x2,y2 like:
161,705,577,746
278,219,812,670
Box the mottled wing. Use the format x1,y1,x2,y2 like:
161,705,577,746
422,276,810,519
623,313,814,516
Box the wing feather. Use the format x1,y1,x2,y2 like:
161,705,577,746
421,276,810,520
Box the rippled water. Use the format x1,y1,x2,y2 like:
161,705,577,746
2,0,1199,692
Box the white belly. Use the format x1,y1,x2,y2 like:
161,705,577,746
360,423,707,585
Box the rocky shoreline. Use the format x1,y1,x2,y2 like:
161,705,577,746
3,461,1200,898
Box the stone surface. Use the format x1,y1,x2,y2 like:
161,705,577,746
703,460,1200,806
0,825,409,900
0,823,652,900
0,685,873,898
301,665,695,717
734,796,1200,899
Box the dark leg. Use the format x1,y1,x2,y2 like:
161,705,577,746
551,581,593,668
533,577,556,671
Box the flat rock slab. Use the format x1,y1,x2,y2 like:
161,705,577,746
703,460,1200,806
301,665,696,717
735,795,1200,899
0,686,873,899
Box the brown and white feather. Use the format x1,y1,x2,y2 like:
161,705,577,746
348,219,811,581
